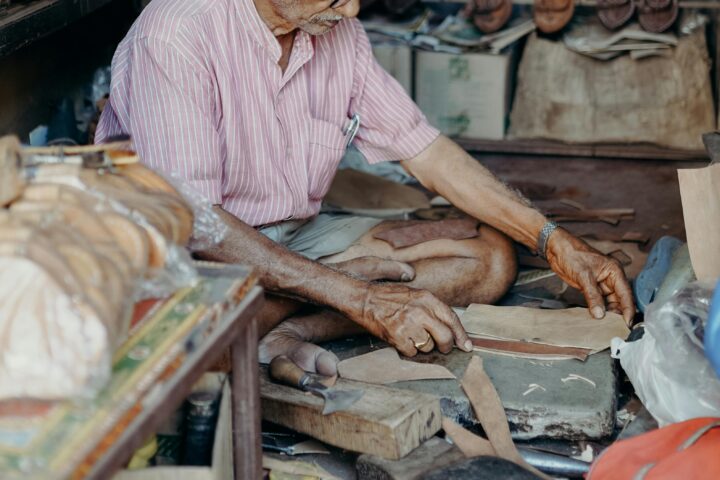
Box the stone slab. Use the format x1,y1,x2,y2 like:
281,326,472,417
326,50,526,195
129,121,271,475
323,336,617,441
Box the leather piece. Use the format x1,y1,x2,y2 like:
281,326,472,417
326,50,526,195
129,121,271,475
637,0,678,33
460,357,551,480
337,348,456,384
460,305,631,352
597,0,635,30
471,0,513,34
442,417,496,457
324,168,430,213
470,337,591,361
534,0,575,34
373,218,480,249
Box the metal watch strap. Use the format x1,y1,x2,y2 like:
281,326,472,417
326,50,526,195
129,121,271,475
537,221,559,260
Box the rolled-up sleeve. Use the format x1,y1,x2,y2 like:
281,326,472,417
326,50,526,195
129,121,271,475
348,21,439,164
105,37,223,203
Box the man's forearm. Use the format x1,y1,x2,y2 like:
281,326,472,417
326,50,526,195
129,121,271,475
402,135,546,250
199,207,368,318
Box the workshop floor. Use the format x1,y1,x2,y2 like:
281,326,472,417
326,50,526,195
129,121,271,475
480,154,704,248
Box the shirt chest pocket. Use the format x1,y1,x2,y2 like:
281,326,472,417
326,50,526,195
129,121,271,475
307,118,347,200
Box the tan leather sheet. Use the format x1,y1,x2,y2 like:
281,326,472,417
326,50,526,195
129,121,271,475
678,164,720,282
442,417,496,457
337,348,456,384
324,169,430,212
373,218,479,249
460,305,630,353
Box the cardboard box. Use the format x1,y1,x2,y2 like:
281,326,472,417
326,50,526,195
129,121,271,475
414,49,515,140
114,376,232,480
371,38,413,97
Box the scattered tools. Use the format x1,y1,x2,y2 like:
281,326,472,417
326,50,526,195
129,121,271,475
269,356,363,415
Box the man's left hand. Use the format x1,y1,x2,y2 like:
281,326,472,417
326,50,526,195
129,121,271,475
545,228,635,325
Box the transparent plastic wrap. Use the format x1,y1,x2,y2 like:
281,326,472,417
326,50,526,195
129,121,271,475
0,135,24,206
612,281,720,426
0,218,116,400
20,160,214,299
166,171,227,251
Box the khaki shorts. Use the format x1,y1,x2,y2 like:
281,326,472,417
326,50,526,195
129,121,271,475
258,214,383,260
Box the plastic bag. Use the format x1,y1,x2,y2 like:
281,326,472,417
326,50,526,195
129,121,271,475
612,281,720,426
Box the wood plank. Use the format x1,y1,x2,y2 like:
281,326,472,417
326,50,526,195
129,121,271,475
232,317,263,480
260,369,442,460
456,137,706,161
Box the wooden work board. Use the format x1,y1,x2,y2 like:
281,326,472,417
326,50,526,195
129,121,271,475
260,369,442,460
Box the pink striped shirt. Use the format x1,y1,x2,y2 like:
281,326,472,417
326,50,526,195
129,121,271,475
96,0,439,226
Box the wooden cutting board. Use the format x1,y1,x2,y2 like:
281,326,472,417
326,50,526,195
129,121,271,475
260,369,441,460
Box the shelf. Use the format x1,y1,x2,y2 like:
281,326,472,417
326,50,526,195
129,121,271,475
0,0,115,57
0,263,265,480
456,137,707,161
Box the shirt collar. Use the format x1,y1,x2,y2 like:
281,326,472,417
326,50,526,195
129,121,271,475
234,0,314,65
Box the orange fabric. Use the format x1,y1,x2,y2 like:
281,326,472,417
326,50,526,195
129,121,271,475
588,417,720,479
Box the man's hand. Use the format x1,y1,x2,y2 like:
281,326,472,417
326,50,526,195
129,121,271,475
546,229,635,324
354,283,473,356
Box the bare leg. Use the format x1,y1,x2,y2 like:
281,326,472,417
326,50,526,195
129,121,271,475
259,221,518,374
258,256,419,374
323,222,518,306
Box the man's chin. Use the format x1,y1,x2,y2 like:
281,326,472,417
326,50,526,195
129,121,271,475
300,20,340,35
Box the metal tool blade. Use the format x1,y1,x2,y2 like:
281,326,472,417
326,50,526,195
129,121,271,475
517,447,590,478
306,383,364,415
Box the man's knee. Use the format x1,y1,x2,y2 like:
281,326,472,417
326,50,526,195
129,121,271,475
465,226,517,304
484,228,518,302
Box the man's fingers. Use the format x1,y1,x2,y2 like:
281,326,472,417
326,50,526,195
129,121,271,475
433,303,472,352
608,268,636,325
421,318,453,354
580,273,606,319
607,302,622,316
394,336,418,357
416,335,436,353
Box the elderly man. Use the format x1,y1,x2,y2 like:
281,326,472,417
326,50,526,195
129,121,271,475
96,0,634,375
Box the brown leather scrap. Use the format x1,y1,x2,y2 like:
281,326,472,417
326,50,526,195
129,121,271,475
470,336,591,361
637,0,678,33
597,0,635,30
373,218,479,249
442,417,496,457
534,0,575,34
469,0,513,34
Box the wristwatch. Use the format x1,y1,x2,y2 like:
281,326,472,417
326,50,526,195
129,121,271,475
537,221,560,260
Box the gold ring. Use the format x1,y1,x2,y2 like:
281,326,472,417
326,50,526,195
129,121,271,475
414,336,432,350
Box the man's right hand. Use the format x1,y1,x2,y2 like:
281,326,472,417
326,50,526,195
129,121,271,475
352,283,473,356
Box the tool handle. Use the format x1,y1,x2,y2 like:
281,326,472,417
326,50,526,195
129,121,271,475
269,356,310,389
